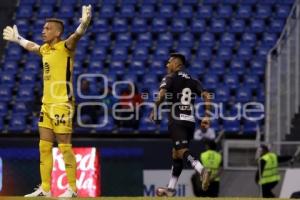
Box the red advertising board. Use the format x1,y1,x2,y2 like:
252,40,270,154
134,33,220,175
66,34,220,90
51,147,100,197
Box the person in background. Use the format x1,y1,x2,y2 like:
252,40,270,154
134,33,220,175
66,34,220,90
3,5,92,197
194,120,216,141
191,140,222,197
255,144,293,198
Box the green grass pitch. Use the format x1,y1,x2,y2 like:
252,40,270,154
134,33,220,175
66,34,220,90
0,197,291,200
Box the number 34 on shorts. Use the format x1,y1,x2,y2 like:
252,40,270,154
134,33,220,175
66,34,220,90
38,103,74,133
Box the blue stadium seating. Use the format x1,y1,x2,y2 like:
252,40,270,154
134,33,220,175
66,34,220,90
223,120,241,133
1,0,293,135
8,115,27,133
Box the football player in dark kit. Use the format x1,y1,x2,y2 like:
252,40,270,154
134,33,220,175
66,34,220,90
150,53,212,197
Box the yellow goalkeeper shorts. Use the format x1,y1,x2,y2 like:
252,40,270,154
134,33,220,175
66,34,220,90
38,102,74,134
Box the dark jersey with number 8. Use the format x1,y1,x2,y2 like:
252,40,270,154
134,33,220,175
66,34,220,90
159,70,204,127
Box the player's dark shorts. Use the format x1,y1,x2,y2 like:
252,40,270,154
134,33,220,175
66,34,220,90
168,122,195,150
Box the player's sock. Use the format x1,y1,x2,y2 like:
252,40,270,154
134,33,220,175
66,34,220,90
183,150,203,174
39,140,53,192
168,159,183,189
58,143,77,192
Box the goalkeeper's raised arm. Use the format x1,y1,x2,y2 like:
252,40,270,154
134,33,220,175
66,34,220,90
3,24,40,54
65,4,92,51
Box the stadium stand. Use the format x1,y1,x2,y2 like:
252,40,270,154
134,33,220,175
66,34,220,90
0,0,294,135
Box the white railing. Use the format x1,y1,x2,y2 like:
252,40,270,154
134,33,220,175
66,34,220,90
265,0,300,154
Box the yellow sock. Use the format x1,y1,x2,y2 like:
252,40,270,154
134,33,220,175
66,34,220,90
39,140,53,192
58,143,77,192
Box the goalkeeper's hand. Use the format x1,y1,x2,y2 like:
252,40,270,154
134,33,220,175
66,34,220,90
3,25,29,48
3,25,20,43
76,4,92,35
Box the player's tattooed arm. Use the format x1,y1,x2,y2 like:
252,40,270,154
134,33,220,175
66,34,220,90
149,88,166,122
201,91,212,127
65,5,92,51
3,25,40,55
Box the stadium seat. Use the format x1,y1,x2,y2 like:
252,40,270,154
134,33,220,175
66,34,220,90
152,18,168,33
224,74,240,89
215,85,230,102
197,5,213,18
123,73,137,83
236,5,252,18
229,19,246,33
112,18,128,32
1,72,15,87
38,5,54,18
221,32,236,47
99,5,115,18
131,18,148,33
136,33,152,48
196,47,212,61
249,19,265,33
217,46,233,61
211,19,226,33
156,33,172,48
57,5,73,18
143,74,157,84
223,0,238,4
40,0,57,4
256,5,271,19
171,19,187,33
20,72,36,85
242,32,257,47
243,74,260,89
13,102,29,116
0,117,3,132
250,59,265,75
243,120,258,134
210,59,226,75
223,120,241,133
115,33,132,47
262,32,278,46
133,46,149,61
93,19,109,33
95,33,111,47
16,5,32,18
203,73,219,90
15,19,29,34
139,117,157,133
235,86,252,103
191,19,207,33
275,5,291,18
237,45,253,60
200,32,215,47
0,102,8,117
158,5,173,18
24,61,40,73
259,0,275,4
2,61,18,73
119,5,135,18
30,117,39,132
176,47,191,61
139,5,155,18
8,115,27,133
177,6,194,18
15,86,35,102
95,116,114,132
112,47,128,61
153,46,170,61
268,19,285,33
217,5,233,18
178,33,194,48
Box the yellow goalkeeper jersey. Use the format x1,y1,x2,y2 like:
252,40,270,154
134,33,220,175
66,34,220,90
39,40,75,104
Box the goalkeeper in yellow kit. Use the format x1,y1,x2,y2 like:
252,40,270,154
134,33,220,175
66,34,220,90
2,5,92,198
